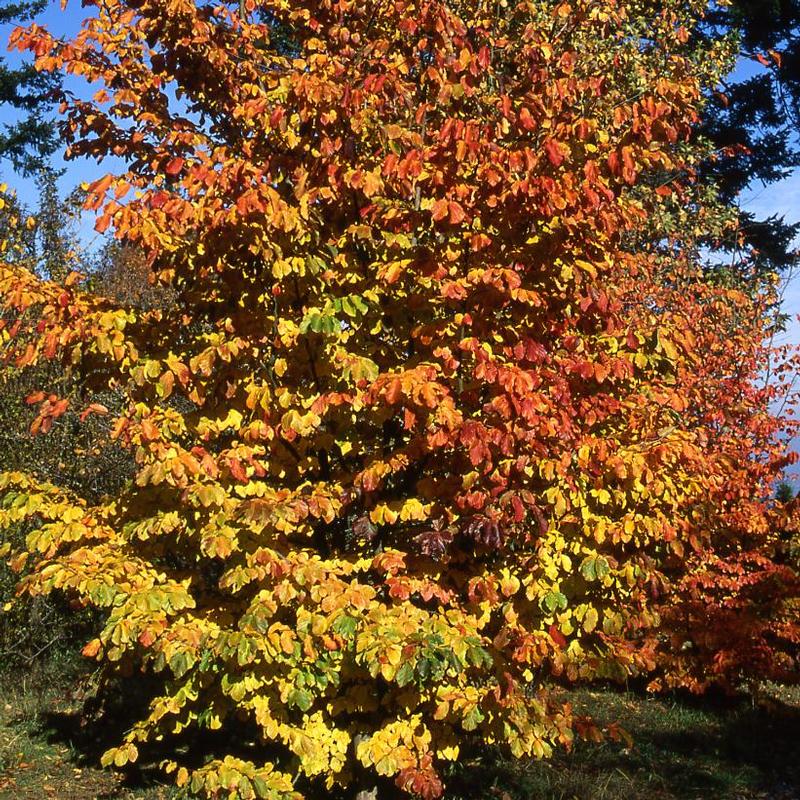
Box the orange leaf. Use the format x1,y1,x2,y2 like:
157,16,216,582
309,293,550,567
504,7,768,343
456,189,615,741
82,639,102,658
431,199,449,222
545,139,565,167
166,157,185,176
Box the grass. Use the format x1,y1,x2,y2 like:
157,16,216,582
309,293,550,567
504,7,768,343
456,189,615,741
0,656,175,799
445,684,800,800
1,660,799,800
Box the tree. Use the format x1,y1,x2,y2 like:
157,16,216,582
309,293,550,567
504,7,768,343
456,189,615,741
639,263,800,694
88,238,174,310
777,480,795,503
0,1,797,798
0,1,59,174
698,0,800,274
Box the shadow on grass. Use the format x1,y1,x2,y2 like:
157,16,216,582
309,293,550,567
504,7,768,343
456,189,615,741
36,709,164,795
4,672,176,799
444,688,800,800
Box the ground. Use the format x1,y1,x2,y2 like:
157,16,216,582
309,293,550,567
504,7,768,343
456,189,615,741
445,684,800,800
1,660,799,800
0,658,173,800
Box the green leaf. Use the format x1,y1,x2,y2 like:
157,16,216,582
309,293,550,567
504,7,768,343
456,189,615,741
238,775,255,799
595,557,611,579
395,661,414,687
288,687,313,711
332,614,358,638
169,651,191,678
252,775,270,798
462,706,484,732
541,590,564,614
580,556,597,581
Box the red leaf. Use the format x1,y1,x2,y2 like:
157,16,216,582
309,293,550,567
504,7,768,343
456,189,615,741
384,378,403,405
229,458,248,482
549,624,567,649
165,157,185,176
138,629,157,647
448,201,466,224
545,139,565,167
519,106,536,131
511,494,525,522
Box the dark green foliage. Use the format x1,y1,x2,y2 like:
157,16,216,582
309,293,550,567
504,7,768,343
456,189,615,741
33,170,80,281
0,1,45,23
0,0,59,175
699,1,800,273
721,0,800,123
776,480,796,504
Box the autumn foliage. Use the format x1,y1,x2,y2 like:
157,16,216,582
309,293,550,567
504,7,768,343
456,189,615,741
0,0,799,797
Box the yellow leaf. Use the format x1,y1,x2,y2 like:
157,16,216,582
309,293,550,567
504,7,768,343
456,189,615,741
380,662,396,681
583,607,599,633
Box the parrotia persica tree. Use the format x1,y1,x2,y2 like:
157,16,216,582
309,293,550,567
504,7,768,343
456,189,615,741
1,0,798,797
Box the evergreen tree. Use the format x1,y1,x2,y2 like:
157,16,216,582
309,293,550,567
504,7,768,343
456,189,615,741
777,480,796,504
701,1,800,273
0,1,59,174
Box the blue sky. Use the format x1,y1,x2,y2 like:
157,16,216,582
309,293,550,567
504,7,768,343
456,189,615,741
740,171,800,348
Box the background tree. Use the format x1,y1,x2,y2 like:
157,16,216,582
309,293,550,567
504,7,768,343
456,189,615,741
699,0,800,273
0,179,133,668
0,1,59,174
777,480,796,503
